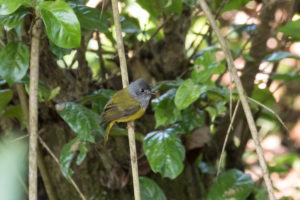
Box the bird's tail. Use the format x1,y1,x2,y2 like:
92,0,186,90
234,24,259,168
104,121,114,144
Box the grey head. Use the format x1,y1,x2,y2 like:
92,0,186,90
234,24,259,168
128,78,152,109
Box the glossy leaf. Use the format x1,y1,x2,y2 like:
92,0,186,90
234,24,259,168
0,42,29,85
175,78,208,110
59,137,78,177
0,7,28,30
180,106,204,133
70,3,108,32
57,102,104,142
263,51,300,62
140,177,167,200
39,1,81,48
143,127,185,179
0,89,13,115
278,19,300,40
0,0,30,15
207,169,254,200
152,89,181,128
271,73,300,82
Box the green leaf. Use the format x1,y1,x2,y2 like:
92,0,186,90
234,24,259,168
69,3,108,32
48,87,61,100
2,105,24,125
57,102,104,142
263,51,300,62
121,15,141,33
136,0,182,18
183,0,197,8
175,79,208,110
38,1,81,48
152,89,181,128
251,85,275,107
0,42,29,85
0,89,13,115
0,0,30,15
222,0,250,13
140,177,167,200
59,137,91,180
192,50,226,83
180,106,204,133
271,73,300,82
143,127,185,179
59,137,78,178
0,6,28,30
49,42,72,59
80,89,115,115
207,169,254,200
278,19,300,40
152,79,183,91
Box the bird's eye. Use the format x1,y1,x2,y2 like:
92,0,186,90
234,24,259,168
141,89,144,92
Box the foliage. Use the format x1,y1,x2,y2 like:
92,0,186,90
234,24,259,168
0,0,299,199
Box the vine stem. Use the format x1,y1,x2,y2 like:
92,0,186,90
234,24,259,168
28,17,42,200
197,0,275,199
110,0,141,200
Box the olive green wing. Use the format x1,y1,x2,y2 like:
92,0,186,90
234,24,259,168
102,88,140,124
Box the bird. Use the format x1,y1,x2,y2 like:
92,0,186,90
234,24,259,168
101,78,152,143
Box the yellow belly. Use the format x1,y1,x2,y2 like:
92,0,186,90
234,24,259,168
115,108,146,123
104,108,146,143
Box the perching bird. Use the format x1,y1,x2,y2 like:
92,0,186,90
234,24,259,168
101,78,152,143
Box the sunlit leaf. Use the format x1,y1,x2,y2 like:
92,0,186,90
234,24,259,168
152,89,181,128
38,1,81,48
0,42,29,85
278,19,300,40
143,127,185,179
175,78,208,110
251,85,275,107
207,169,254,200
140,177,167,200
57,102,104,142
0,0,30,15
136,0,182,18
0,6,28,30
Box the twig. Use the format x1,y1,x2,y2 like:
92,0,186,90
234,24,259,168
28,16,42,200
217,100,240,176
38,137,87,200
197,1,276,199
96,32,106,80
110,0,140,199
247,97,289,133
132,14,174,59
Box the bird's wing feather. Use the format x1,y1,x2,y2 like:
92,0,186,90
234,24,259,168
102,88,140,124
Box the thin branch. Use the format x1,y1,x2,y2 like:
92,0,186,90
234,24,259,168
110,0,140,199
96,32,106,80
247,97,289,133
38,137,87,200
132,14,174,59
197,0,276,199
28,17,42,200
217,100,240,176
